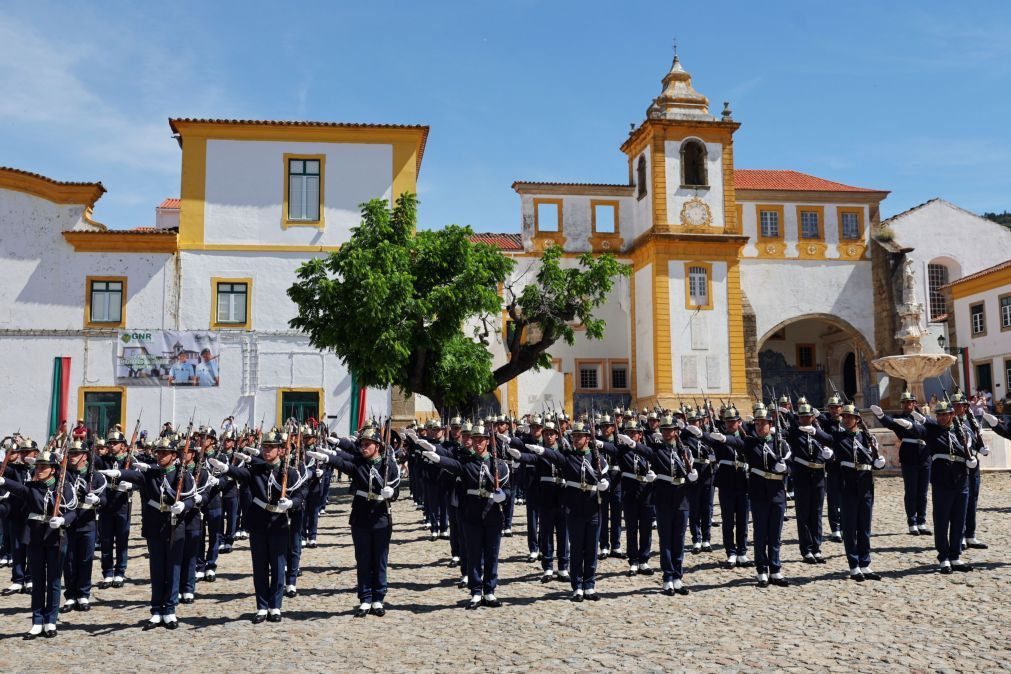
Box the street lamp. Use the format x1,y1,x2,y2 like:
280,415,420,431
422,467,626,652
937,334,946,350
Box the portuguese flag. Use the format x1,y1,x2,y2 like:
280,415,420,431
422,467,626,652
48,356,71,436
349,370,367,433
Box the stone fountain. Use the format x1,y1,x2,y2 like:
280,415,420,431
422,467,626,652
872,259,956,403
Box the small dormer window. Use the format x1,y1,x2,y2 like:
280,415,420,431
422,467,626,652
680,139,708,188
636,155,648,200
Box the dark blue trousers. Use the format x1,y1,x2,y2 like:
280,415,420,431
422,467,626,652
462,516,502,595
538,504,568,571
932,476,969,562
448,504,462,558
238,487,252,532
181,522,201,594
63,528,97,600
750,497,786,574
147,531,184,615
99,507,130,577
286,509,304,585
656,506,688,583
793,469,825,556
425,482,448,532
598,488,622,550
840,482,874,570
199,506,223,571
9,519,29,585
964,469,981,539
621,498,653,565
351,525,391,603
900,460,930,527
826,467,843,533
502,489,515,529
249,531,287,610
525,500,539,553
222,495,239,544
303,487,323,540
566,511,600,591
318,467,334,510
29,538,66,625
718,485,749,556
689,473,715,544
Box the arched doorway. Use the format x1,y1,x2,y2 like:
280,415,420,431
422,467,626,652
757,314,875,407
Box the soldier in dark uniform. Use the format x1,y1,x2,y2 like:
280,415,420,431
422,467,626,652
705,407,752,569
875,392,932,535
218,431,241,553
3,438,35,596
100,436,196,629
596,415,624,559
685,407,716,554
983,410,1011,440
62,440,107,612
1,450,78,638
786,403,833,564
282,426,312,598
196,431,225,583
952,393,988,551
613,418,655,576
96,432,134,589
820,396,845,543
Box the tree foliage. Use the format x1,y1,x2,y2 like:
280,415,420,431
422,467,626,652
983,211,1011,228
288,193,629,410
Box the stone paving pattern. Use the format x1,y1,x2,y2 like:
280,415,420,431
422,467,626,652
2,474,1009,672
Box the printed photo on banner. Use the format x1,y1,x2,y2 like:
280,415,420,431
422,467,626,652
116,330,221,386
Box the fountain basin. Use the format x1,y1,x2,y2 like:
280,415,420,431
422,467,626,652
872,353,957,404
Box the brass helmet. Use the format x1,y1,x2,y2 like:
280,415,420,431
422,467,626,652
450,416,463,427
826,395,843,407
797,403,815,416
934,400,954,414
598,414,614,426
262,431,285,445
570,421,591,436
659,414,678,429
949,391,967,405
153,437,177,452
93,437,107,448
67,440,87,453
840,404,861,418
899,390,917,402
530,415,544,427
688,407,705,422
34,451,61,466
797,396,809,406
722,406,741,422
752,404,773,422
623,418,641,432
461,421,473,434
358,427,381,445
778,394,790,405
425,419,440,430
542,421,559,434
107,431,126,444
18,438,38,450
470,424,489,439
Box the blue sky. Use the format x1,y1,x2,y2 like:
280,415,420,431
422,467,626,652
2,1,1009,232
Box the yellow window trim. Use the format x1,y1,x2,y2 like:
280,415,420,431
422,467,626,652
756,204,785,241
608,358,630,391
77,386,127,433
282,153,326,230
277,387,325,426
795,205,825,242
590,199,620,236
84,275,127,329
574,358,605,393
533,198,563,234
837,206,865,243
211,277,253,330
684,261,714,311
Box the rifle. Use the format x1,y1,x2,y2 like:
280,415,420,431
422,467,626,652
280,421,294,501
124,410,143,470
588,406,602,504
828,378,848,405
172,416,195,527
51,433,72,536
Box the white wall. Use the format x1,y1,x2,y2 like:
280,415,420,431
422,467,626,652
634,264,655,398
630,146,653,241
668,260,730,392
203,139,393,247
519,193,635,253
517,366,564,414
952,280,1011,398
739,200,871,259
664,138,724,228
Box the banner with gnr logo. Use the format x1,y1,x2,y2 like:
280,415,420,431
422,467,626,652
116,330,222,387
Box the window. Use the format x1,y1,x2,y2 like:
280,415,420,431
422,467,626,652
680,139,708,187
839,208,863,240
1000,294,1011,331
970,302,986,336
796,343,816,370
79,387,125,438
799,210,821,239
927,263,949,321
278,389,323,426
685,263,712,310
284,155,324,227
86,277,126,327
609,361,629,391
1005,358,1011,393
757,206,784,239
212,278,252,329
576,360,603,391
636,155,647,200
534,198,562,233
591,200,618,234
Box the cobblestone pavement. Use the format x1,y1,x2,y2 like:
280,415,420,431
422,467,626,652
2,474,1009,672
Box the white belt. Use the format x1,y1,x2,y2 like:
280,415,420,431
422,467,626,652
563,481,596,491
539,476,563,485
901,439,926,445
931,454,966,464
654,474,685,485
253,497,284,512
793,457,825,470
465,489,493,499
621,472,647,482
750,468,785,481
839,461,872,471
695,457,711,465
80,503,94,510
28,513,48,522
718,460,748,469
354,490,386,502
146,499,174,512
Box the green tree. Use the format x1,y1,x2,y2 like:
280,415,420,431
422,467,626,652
288,194,629,411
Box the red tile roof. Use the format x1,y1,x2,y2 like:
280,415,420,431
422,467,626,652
734,170,886,194
158,198,180,209
469,233,523,251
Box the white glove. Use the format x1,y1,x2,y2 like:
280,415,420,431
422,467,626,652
496,433,510,443
799,425,816,436
342,435,357,443
687,468,699,482
524,444,545,455
422,450,441,464
491,489,506,503
24,457,36,466
85,493,100,506
594,440,604,449
895,419,913,430
98,469,121,479
116,482,133,492
170,501,185,515
315,468,324,479
979,445,990,456
870,404,883,418
416,439,436,452
709,432,726,443
685,425,702,438
676,419,686,430
643,470,657,483
778,406,790,414
404,429,418,441
0,476,6,487
651,432,663,444
506,446,522,459
206,458,229,474
234,452,251,463
820,447,834,461
246,447,261,456
206,475,219,488
596,478,609,492
306,450,329,462
966,456,978,469
873,456,887,469
48,516,65,529
912,411,926,424
194,493,203,505
516,424,530,435
983,412,999,427
769,426,777,435
380,486,395,499
327,434,342,446
275,498,293,512
773,461,787,474
744,415,754,423
617,434,635,447
133,462,151,472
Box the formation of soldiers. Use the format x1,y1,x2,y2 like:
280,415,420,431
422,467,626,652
0,390,1005,637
